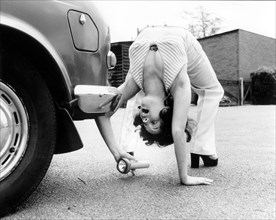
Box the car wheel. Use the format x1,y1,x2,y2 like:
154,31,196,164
0,58,56,216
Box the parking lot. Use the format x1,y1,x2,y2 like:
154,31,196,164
3,105,275,220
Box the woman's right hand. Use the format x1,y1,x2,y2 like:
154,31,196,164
115,150,138,163
181,175,213,186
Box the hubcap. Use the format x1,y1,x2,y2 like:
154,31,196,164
0,82,29,181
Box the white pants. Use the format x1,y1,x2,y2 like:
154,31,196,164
189,53,224,156
119,91,144,152
190,86,224,156
120,61,224,156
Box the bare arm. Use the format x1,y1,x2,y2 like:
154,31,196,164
95,116,135,161
170,67,213,185
170,68,191,182
95,73,140,162
117,73,140,107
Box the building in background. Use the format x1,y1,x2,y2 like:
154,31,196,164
109,29,276,105
198,29,275,105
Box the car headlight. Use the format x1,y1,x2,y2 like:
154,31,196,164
107,51,117,69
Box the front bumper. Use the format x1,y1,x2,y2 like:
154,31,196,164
74,85,122,114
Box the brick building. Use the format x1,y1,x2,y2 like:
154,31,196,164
198,29,275,104
109,29,276,105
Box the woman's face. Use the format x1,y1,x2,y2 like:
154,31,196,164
139,96,165,134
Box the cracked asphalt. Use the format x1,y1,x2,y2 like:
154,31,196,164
3,105,275,219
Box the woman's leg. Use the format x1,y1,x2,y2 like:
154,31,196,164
191,85,224,156
189,59,224,156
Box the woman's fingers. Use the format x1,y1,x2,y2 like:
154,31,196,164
202,178,213,185
181,176,214,186
120,152,138,162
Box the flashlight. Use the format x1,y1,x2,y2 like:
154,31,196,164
117,158,150,174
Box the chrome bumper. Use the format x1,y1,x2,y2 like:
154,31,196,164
74,85,122,114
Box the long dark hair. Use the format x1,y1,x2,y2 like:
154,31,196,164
133,93,195,147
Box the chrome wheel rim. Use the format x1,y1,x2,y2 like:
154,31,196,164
0,81,29,181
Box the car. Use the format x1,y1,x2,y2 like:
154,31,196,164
0,0,118,216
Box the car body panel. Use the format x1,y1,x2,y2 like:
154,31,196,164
1,0,111,100
0,0,116,155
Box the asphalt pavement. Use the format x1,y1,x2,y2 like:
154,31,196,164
2,105,275,219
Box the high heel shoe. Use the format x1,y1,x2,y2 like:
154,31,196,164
191,153,218,168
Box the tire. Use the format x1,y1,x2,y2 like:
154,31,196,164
0,57,57,216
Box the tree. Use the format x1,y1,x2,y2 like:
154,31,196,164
182,6,223,38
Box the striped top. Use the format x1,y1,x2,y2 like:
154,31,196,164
128,27,188,91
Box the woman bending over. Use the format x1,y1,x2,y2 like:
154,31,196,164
95,26,224,186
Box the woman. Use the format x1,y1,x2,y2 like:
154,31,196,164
95,26,224,186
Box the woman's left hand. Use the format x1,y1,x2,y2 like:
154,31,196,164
181,175,213,186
